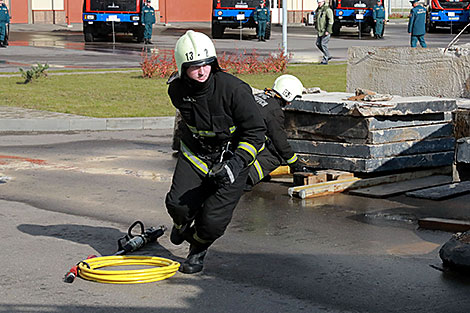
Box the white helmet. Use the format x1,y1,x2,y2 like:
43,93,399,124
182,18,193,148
272,74,304,102
174,30,218,77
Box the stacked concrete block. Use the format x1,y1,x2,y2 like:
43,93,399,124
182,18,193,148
284,92,457,173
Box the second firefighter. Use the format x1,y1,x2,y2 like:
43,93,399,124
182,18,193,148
247,74,307,190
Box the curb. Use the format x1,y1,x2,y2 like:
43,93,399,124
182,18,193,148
0,116,175,132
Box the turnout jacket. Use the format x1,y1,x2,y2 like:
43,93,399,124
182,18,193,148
253,92,297,164
0,4,9,24
168,71,266,174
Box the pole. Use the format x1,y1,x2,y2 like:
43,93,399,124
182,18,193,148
112,20,116,45
282,0,287,56
51,0,55,24
164,0,167,25
66,0,70,26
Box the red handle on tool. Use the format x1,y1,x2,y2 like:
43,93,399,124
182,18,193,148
63,254,97,283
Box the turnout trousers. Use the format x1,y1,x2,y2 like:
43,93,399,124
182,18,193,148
165,153,249,244
248,147,281,185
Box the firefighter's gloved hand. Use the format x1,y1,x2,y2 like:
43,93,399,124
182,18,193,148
209,155,245,187
289,159,309,173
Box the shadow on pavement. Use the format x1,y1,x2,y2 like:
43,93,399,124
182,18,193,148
17,223,180,261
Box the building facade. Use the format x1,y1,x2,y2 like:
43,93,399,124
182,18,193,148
5,0,324,25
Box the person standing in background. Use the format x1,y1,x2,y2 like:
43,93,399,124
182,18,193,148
0,0,10,48
254,0,270,41
373,0,386,39
408,0,427,48
314,0,334,65
141,1,156,44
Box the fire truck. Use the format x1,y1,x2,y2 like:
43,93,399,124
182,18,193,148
212,0,271,39
426,0,470,32
82,0,145,42
330,0,376,36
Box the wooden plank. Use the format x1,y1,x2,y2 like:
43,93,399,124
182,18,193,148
321,169,354,180
298,151,454,173
270,165,290,176
348,175,452,198
269,175,293,184
298,177,361,199
289,137,455,158
418,217,470,232
406,181,470,200
293,172,327,186
288,166,451,198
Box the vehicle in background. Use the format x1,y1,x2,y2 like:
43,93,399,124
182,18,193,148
82,0,145,42
330,0,375,36
425,0,470,32
212,0,271,39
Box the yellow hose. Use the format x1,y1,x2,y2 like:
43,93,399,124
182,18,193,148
77,255,180,284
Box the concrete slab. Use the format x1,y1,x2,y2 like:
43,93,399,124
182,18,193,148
349,175,452,198
284,112,452,141
289,137,455,158
298,151,454,172
457,137,470,163
287,92,457,116
406,181,470,200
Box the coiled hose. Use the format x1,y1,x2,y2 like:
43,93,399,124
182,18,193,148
77,255,180,284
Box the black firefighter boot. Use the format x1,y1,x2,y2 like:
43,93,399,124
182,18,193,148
179,243,208,274
170,223,188,245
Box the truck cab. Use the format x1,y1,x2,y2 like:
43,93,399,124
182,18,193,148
82,0,145,42
330,0,376,36
212,0,271,39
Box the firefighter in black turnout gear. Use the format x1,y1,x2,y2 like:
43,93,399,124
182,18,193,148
247,75,306,189
166,30,266,274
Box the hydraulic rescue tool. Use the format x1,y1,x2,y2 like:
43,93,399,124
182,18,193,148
64,221,180,284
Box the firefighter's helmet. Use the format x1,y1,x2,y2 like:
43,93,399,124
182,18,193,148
272,74,304,102
174,30,217,77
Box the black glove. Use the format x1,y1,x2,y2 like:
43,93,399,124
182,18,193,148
289,159,309,173
209,155,245,187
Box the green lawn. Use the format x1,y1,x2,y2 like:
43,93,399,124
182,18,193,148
1,63,346,118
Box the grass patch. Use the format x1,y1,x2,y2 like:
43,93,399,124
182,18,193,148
1,63,346,117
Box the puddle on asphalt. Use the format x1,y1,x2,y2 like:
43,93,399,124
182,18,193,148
352,210,418,226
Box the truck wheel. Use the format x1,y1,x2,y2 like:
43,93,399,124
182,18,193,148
361,25,372,35
332,22,341,36
84,31,94,42
265,23,271,40
135,28,145,43
426,21,436,33
211,23,224,39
